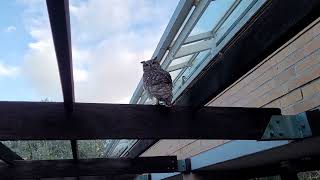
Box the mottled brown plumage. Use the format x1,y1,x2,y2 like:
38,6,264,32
141,58,173,107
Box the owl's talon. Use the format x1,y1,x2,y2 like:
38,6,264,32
155,99,160,105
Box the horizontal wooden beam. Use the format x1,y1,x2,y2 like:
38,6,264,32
0,102,280,140
0,156,177,179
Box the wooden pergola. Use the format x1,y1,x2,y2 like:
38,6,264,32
0,0,319,179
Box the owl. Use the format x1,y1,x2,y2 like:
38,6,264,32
141,58,173,107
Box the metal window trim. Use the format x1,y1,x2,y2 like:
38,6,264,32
172,0,266,103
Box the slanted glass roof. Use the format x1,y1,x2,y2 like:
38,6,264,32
78,140,137,159
132,0,267,105
189,0,237,36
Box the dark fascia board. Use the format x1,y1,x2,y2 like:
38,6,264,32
0,156,177,179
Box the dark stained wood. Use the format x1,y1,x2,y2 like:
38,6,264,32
46,0,74,111
46,0,77,160
0,142,23,165
71,140,78,160
307,109,320,137
79,175,139,180
0,156,177,178
0,102,280,140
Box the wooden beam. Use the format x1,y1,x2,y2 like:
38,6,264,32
46,0,77,160
46,0,74,111
71,140,78,160
0,102,280,140
0,156,177,179
0,143,23,165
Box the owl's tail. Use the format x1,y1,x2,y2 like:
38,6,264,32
164,98,172,107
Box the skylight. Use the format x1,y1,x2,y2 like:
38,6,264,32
132,0,267,104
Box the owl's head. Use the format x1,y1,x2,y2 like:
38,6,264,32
141,57,161,72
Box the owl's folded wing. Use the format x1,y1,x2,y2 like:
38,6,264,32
150,70,172,85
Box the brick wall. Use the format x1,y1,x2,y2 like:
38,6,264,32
141,17,320,159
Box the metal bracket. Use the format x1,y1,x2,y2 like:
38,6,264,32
135,174,151,180
178,159,191,172
261,113,312,140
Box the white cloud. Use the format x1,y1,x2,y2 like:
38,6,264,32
4,26,16,33
73,68,88,82
18,0,62,101
19,0,178,103
0,62,20,77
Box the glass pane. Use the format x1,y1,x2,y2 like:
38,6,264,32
173,50,210,95
298,170,320,180
189,0,236,36
108,139,137,157
2,141,72,160
0,0,62,101
215,0,255,44
78,140,137,159
169,54,193,66
170,69,182,81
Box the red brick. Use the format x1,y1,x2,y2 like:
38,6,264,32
292,93,320,113
287,64,320,91
273,48,305,74
301,78,320,98
303,35,320,56
295,49,320,73
273,66,296,86
279,89,303,108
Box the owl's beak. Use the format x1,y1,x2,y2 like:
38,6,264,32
140,61,145,64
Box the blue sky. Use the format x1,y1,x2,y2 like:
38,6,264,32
0,0,179,103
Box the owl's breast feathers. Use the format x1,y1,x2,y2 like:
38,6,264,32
143,69,172,87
